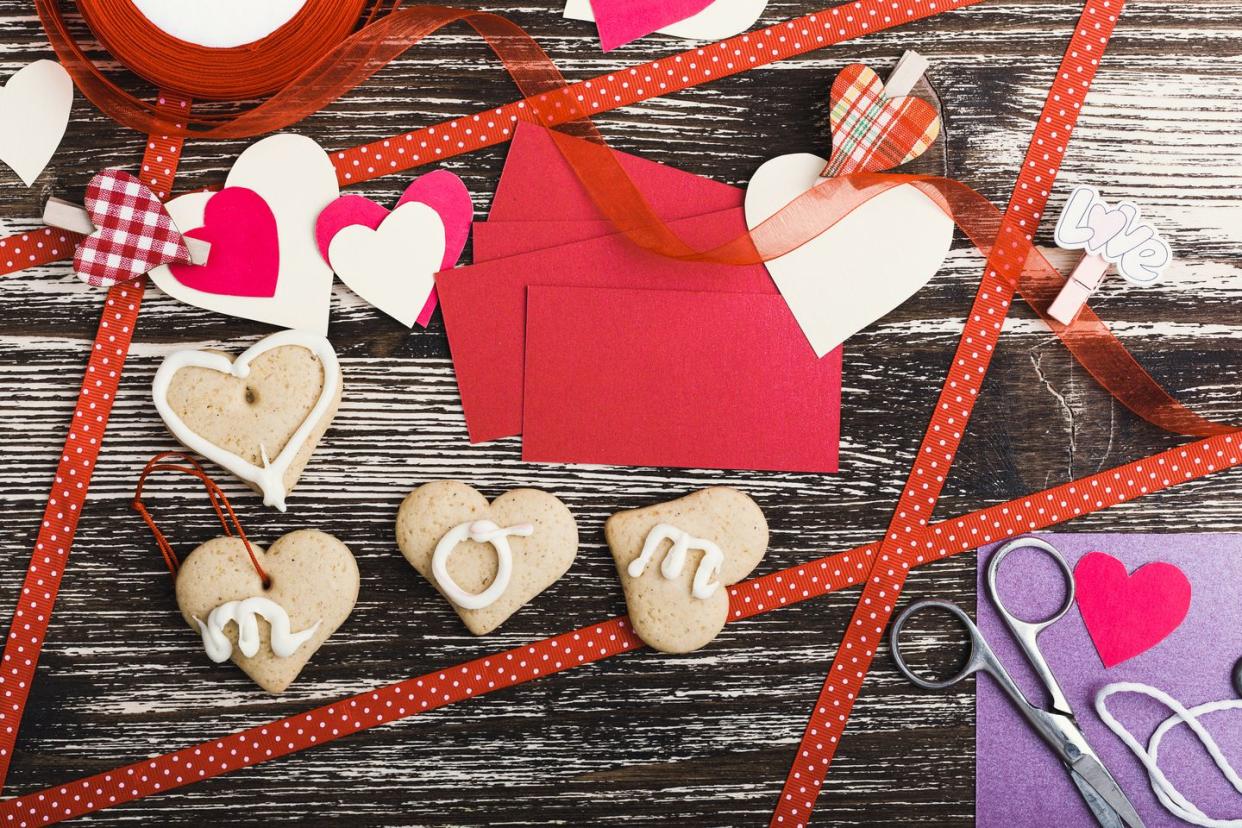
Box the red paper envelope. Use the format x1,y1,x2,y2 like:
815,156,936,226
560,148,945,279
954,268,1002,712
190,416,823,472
436,122,842,470
523,286,841,471
488,123,743,223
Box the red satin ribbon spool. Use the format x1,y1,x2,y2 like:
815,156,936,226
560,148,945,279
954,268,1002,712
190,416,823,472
74,0,370,99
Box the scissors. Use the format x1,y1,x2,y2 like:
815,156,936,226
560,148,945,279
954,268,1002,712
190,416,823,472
890,537,1146,828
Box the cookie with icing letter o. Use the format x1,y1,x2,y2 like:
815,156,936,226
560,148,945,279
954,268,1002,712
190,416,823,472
175,529,359,694
606,487,768,653
152,330,343,513
396,481,579,635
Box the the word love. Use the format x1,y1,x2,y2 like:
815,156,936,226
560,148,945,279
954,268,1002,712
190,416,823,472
1054,185,1172,285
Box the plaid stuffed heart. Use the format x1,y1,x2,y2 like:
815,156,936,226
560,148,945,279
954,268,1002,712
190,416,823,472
73,170,191,287
822,64,941,177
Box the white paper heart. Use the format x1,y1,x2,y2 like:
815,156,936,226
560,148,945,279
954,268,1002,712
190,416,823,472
327,202,446,328
0,60,73,187
132,0,307,48
745,153,954,357
563,0,767,41
150,134,339,335
153,329,340,512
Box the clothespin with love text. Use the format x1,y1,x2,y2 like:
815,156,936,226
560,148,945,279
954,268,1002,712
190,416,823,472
1049,185,1172,326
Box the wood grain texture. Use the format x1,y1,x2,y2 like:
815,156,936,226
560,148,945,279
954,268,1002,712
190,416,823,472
0,1,1240,825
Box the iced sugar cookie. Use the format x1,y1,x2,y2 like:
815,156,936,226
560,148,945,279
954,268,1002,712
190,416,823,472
153,330,342,512
606,487,768,653
396,481,578,635
175,529,359,694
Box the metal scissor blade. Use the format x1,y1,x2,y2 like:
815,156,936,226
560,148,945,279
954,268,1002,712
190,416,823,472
1071,754,1146,828
1070,769,1124,828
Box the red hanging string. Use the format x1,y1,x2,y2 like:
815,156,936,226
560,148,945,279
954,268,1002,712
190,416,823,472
132,451,269,586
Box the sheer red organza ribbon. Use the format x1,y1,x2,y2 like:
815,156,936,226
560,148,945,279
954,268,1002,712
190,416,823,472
36,2,1234,437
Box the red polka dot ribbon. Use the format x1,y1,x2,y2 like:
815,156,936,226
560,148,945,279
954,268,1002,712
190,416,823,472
0,432,1234,824
0,1,1236,824
769,2,1126,825
0,94,190,791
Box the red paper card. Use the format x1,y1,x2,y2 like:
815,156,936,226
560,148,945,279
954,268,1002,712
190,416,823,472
437,210,782,443
522,285,841,471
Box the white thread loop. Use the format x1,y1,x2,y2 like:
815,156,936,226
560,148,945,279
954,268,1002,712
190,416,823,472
432,520,534,610
1096,681,1242,828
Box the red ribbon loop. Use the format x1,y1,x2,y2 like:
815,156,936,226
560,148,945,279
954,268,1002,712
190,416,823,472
132,451,269,586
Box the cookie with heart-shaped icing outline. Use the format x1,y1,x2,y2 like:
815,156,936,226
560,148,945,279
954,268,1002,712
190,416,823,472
396,481,578,635
153,330,342,512
175,529,359,694
606,487,767,653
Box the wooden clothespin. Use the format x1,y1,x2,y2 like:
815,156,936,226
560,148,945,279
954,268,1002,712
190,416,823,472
1048,185,1172,326
883,50,930,97
43,196,211,265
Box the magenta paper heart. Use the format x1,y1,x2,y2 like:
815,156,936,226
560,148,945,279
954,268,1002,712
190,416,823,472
315,170,472,327
167,187,279,298
589,0,714,51
1074,551,1192,668
73,170,190,288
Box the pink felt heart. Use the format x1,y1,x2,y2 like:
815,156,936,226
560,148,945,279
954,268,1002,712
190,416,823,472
589,0,714,51
315,170,472,327
1074,551,1191,668
167,187,279,297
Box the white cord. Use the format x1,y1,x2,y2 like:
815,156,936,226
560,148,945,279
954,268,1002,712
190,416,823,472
1095,682,1242,828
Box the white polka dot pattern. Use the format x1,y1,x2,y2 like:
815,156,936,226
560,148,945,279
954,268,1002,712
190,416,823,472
326,0,984,186
769,3,1126,825
0,94,191,792
0,432,1235,825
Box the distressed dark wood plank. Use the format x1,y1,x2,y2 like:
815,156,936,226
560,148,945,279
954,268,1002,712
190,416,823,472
0,1,1239,826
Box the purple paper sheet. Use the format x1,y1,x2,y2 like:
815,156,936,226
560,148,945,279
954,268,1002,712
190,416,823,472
976,534,1242,828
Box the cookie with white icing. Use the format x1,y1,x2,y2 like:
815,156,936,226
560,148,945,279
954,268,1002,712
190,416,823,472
175,529,359,694
153,330,342,512
606,487,768,653
396,481,578,635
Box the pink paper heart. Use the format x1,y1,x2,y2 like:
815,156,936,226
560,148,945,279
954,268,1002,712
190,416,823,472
167,187,279,298
315,170,472,327
1086,202,1129,253
1074,551,1192,668
74,170,190,288
589,0,715,51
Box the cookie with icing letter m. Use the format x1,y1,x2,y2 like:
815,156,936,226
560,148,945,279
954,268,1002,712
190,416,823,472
606,487,768,653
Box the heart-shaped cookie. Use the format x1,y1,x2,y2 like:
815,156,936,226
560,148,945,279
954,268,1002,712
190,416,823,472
0,60,73,187
606,487,767,653
149,134,339,336
73,170,192,288
396,481,578,635
175,529,359,694
153,330,342,512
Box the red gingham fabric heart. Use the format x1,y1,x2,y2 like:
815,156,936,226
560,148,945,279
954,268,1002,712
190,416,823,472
823,63,942,177
73,170,191,287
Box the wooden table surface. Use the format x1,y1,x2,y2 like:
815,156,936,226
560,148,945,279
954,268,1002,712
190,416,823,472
0,1,1239,825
